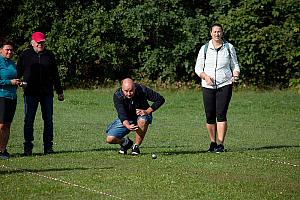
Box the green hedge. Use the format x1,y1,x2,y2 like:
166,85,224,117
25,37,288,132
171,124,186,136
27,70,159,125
2,0,299,88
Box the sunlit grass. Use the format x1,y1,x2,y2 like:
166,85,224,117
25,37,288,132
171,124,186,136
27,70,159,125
0,89,299,199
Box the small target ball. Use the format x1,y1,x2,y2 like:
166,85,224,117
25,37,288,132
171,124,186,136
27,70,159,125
151,153,157,159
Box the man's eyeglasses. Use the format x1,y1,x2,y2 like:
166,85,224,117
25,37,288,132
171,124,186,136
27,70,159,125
4,49,13,52
37,41,45,45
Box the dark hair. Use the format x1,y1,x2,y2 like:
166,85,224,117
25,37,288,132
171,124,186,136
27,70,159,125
0,38,14,48
210,23,223,32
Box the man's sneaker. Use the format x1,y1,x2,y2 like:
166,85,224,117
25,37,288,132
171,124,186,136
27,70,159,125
132,144,140,155
208,142,217,152
44,147,55,155
119,138,133,154
214,144,225,153
23,149,32,156
0,150,10,159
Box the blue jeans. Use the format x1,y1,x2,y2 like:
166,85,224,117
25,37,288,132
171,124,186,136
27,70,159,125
106,115,153,139
23,96,53,150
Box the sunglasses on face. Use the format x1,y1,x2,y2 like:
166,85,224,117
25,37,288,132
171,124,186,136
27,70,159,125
37,41,45,45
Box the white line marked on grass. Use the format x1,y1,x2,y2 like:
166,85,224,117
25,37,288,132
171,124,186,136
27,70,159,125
251,157,299,167
1,164,124,200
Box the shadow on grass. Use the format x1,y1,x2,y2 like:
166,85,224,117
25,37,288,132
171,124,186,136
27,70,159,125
161,150,208,155
232,144,300,152
9,147,117,158
147,144,300,155
49,145,189,156
9,145,298,158
0,166,113,175
145,145,188,149
140,145,201,155
55,147,117,154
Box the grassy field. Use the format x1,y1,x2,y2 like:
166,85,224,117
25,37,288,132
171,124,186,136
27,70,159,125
0,88,299,200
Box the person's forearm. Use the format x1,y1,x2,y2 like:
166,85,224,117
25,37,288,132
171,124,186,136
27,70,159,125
122,120,130,128
146,107,154,114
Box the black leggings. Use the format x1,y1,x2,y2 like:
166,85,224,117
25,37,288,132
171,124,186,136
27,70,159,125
0,97,17,123
202,84,232,124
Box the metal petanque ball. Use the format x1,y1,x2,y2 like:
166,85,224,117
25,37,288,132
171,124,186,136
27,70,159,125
20,82,27,88
151,153,157,159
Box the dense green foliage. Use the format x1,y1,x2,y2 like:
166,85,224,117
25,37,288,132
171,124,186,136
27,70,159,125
1,0,299,87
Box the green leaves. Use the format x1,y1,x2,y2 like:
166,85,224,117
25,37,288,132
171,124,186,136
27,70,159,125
220,0,299,87
4,0,300,87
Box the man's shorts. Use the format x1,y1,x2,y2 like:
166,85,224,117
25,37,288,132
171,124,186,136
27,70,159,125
106,115,153,139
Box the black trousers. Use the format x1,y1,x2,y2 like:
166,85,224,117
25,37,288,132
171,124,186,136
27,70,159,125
202,84,233,124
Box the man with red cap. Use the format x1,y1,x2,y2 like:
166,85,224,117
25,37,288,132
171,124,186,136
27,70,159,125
17,32,64,156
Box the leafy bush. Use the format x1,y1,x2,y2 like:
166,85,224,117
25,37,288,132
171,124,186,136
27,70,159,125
220,0,300,87
2,0,299,88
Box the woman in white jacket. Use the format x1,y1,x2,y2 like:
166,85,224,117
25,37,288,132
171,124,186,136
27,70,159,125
195,23,240,153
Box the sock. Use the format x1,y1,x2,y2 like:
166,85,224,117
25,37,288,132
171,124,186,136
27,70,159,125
121,137,129,146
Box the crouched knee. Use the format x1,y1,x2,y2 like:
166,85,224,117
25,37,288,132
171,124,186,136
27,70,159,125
106,136,120,144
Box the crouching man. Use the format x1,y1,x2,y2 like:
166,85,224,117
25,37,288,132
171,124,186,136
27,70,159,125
106,78,165,155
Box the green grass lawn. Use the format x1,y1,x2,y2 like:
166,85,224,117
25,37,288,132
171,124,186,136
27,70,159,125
1,88,299,200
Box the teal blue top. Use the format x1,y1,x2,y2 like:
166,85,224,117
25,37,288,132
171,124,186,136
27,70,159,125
0,55,17,99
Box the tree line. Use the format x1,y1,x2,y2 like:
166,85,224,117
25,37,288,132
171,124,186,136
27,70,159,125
1,0,299,88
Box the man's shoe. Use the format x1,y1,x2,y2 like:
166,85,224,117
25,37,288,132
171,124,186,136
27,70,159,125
132,144,140,155
208,142,217,152
44,148,55,155
119,138,133,154
0,150,10,159
23,149,32,156
24,142,33,156
214,144,225,153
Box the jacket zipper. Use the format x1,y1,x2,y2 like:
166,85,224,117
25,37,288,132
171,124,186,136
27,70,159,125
215,50,218,89
39,54,42,93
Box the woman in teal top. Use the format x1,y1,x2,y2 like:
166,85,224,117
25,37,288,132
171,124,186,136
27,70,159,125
0,39,20,159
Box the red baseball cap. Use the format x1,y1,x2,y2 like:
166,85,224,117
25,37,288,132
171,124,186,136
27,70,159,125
32,32,46,42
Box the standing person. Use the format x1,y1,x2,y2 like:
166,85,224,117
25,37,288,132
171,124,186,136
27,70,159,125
195,23,240,153
17,32,64,156
0,39,20,159
106,78,165,155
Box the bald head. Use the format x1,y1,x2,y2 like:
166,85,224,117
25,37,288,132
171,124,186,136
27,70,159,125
122,78,135,99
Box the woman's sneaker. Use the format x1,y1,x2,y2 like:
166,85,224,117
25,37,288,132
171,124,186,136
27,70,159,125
208,142,217,152
132,144,140,155
214,144,225,153
0,150,10,159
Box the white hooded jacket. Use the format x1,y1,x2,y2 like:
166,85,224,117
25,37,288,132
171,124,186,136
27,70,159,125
195,40,240,89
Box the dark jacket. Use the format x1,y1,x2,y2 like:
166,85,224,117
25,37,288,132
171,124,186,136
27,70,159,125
113,83,165,123
17,48,63,96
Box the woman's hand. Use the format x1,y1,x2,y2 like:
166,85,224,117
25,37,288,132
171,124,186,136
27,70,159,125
232,71,240,82
10,79,20,85
204,75,214,86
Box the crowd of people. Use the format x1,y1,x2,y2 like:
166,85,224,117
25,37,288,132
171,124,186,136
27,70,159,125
0,23,240,159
